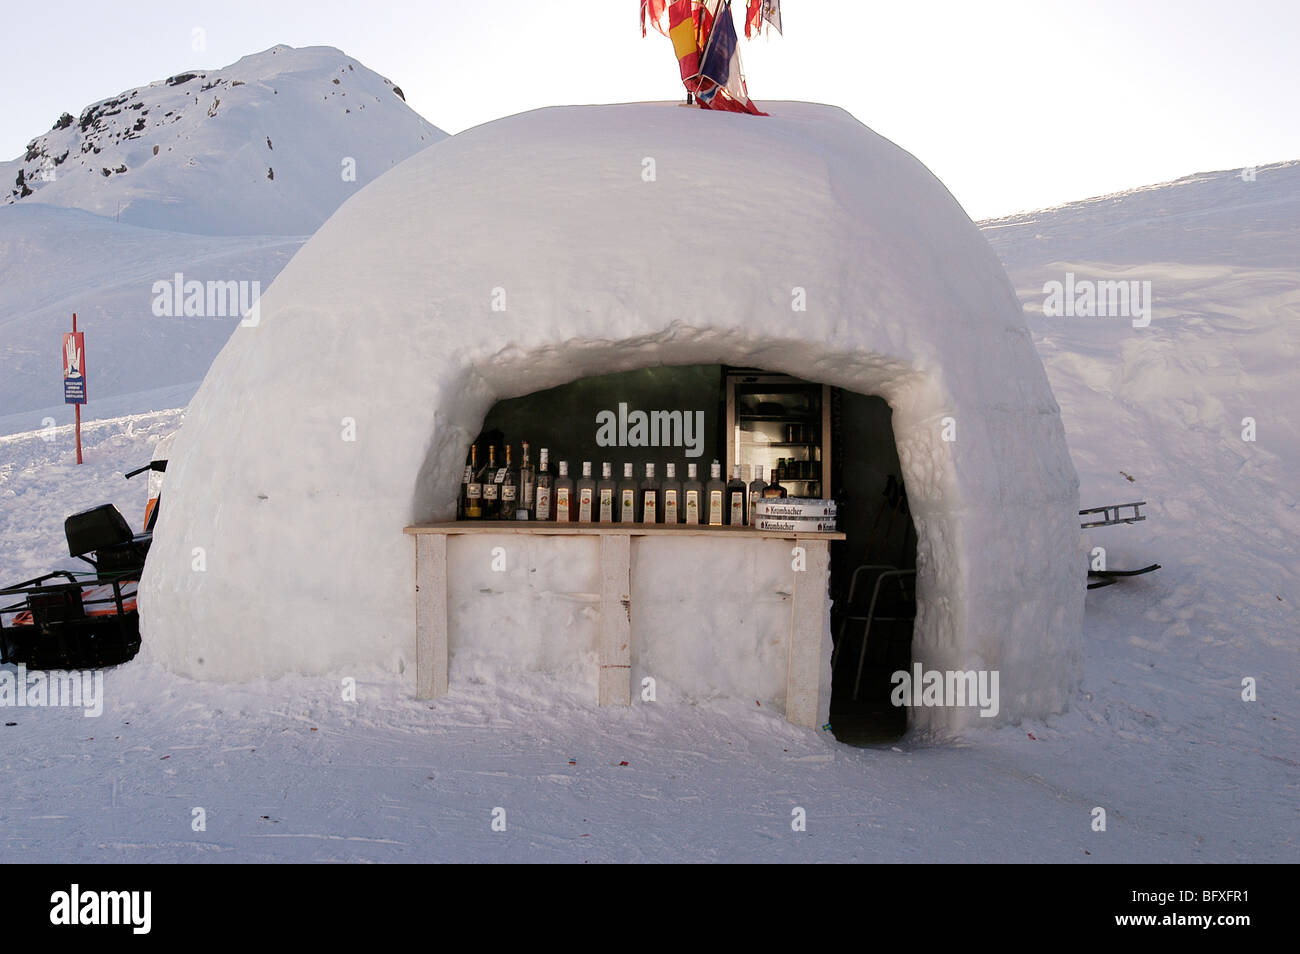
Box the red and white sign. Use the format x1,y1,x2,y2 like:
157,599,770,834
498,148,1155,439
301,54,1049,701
63,330,87,404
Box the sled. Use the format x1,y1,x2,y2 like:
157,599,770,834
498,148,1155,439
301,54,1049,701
0,460,164,669
1087,563,1161,589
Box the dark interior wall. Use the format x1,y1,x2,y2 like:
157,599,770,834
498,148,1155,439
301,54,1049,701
480,365,723,474
832,392,915,591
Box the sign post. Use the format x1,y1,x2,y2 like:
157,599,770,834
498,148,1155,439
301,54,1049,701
62,313,86,464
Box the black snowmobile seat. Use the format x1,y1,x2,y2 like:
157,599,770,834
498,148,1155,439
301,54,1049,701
65,504,134,559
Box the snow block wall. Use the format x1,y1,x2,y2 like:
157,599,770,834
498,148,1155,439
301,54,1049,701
138,102,1083,733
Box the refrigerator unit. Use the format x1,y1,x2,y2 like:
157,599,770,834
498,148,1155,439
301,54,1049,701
724,369,831,498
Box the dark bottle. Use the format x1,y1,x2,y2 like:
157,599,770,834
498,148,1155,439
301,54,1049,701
725,463,748,526
762,468,788,499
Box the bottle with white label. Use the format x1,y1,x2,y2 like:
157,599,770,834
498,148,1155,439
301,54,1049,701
662,462,682,524
577,461,596,523
617,463,639,523
597,462,616,523
705,460,725,527
501,444,520,517
480,445,500,520
747,464,766,525
534,447,553,521
463,444,482,520
554,460,574,522
519,441,536,516
682,462,702,525
726,463,747,526
640,462,661,524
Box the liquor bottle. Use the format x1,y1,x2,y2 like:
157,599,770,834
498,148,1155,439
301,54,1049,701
519,441,536,516
577,461,596,523
554,460,574,522
726,463,748,526
640,462,661,524
462,445,482,520
763,468,788,499
617,462,639,523
662,463,682,524
747,464,766,526
501,444,520,518
597,462,616,523
479,445,500,519
705,460,726,526
535,447,553,521
682,462,703,525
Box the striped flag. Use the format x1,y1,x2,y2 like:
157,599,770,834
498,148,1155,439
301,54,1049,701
698,3,765,114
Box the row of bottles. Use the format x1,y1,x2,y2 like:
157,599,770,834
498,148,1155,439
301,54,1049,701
459,443,788,525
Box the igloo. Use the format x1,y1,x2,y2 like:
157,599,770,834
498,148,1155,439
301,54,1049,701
138,102,1084,734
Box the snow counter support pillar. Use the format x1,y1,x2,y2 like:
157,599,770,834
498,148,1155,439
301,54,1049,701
598,534,632,706
787,539,830,729
414,533,448,700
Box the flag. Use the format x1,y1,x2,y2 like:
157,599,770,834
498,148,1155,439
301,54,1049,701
698,3,765,114
666,1,716,89
744,0,781,38
643,0,765,114
641,0,669,37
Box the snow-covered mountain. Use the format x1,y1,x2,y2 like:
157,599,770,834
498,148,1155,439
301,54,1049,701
0,45,447,427
1,44,444,236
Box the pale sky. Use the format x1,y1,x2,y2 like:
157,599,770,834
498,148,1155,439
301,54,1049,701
3,0,1297,220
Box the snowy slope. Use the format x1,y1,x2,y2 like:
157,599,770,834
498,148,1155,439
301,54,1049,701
0,45,447,427
1,45,445,236
981,161,1299,666
0,157,1294,863
0,204,302,426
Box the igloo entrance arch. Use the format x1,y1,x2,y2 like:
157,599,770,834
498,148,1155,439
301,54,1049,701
139,101,1083,734
450,362,922,741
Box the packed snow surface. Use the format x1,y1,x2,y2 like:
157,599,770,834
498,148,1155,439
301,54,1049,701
139,102,1082,733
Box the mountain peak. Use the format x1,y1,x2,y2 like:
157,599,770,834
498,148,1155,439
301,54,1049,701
2,44,445,236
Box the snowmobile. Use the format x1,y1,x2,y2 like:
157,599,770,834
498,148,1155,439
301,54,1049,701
0,458,166,669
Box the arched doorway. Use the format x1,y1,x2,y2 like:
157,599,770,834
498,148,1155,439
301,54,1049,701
465,363,918,739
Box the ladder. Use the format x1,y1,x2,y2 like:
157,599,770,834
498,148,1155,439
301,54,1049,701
1079,501,1146,529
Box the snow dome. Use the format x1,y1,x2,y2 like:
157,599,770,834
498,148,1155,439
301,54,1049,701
139,102,1084,731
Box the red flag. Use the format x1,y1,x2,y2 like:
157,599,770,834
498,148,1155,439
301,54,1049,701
744,0,762,38
641,0,669,37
